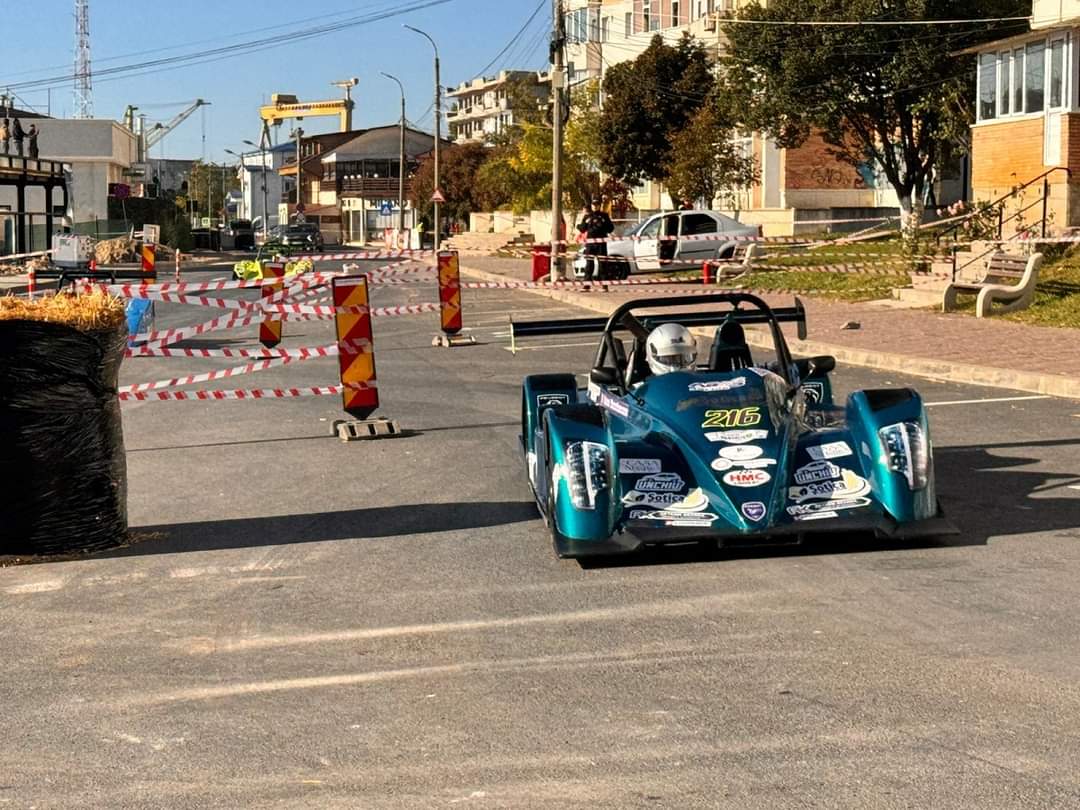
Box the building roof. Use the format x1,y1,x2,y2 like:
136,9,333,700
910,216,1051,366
322,125,445,162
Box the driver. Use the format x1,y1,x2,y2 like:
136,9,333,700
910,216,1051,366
645,323,697,375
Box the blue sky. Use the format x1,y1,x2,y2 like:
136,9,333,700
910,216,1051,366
3,0,549,161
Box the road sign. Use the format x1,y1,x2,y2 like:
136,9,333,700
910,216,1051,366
143,224,160,244
430,188,446,204
380,201,393,216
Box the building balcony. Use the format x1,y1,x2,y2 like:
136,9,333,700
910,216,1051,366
337,176,412,198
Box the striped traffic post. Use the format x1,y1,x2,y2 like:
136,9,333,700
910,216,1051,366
437,250,462,336
259,261,285,348
141,242,157,279
332,274,378,419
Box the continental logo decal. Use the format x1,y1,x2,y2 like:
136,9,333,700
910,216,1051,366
701,407,762,429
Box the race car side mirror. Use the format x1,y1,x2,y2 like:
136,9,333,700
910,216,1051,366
589,367,619,387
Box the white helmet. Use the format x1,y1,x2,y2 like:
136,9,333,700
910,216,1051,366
645,323,697,375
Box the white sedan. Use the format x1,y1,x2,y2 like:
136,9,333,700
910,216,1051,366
574,209,761,277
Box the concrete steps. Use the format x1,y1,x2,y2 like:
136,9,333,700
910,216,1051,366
443,231,530,256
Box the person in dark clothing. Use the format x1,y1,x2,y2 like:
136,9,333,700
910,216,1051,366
577,197,615,282
11,117,24,157
26,124,38,159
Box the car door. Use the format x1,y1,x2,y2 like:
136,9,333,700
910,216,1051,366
633,215,664,270
676,213,720,264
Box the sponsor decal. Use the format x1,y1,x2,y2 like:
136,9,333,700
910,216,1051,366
527,450,537,484
794,460,841,485
634,472,685,492
702,407,762,429
597,389,630,418
643,510,718,526
710,457,733,472
786,496,872,517
536,393,569,408
806,440,853,460
741,501,766,522
622,487,708,512
741,458,776,469
705,429,769,444
795,511,838,522
618,457,661,474
788,469,869,503
719,445,763,462
800,381,825,404
688,377,746,393
722,468,771,488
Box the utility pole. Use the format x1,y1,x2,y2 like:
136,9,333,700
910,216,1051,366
294,126,304,221
549,0,566,282
381,72,407,233
404,26,441,250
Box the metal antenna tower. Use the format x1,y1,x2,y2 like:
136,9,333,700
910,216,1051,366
73,0,93,118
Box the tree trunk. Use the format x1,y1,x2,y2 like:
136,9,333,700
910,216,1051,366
898,192,924,244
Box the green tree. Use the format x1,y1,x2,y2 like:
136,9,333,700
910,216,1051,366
410,142,507,226
188,161,240,222
719,0,1026,234
599,34,713,190
665,103,759,208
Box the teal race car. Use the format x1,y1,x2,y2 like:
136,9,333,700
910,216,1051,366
515,293,954,559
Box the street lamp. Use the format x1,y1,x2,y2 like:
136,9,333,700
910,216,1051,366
380,71,407,233
243,139,271,239
403,23,441,250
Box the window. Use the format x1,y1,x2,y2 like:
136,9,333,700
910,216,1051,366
681,213,717,236
601,15,610,42
625,11,632,36
1050,38,1064,108
642,1,650,33
998,51,1011,115
1026,40,1045,113
978,53,996,120
671,0,680,27
589,7,600,41
639,216,662,239
1012,47,1024,112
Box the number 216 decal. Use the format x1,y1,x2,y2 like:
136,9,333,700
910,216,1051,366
702,407,762,429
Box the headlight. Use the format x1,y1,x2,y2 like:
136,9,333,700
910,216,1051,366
564,441,609,509
878,421,929,490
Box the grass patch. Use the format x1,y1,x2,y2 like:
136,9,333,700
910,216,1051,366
1003,259,1080,329
721,269,910,302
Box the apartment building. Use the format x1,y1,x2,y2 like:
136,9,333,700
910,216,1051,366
562,0,907,234
963,0,1080,230
446,70,551,145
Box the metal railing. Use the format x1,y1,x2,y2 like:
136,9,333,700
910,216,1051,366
935,167,1071,279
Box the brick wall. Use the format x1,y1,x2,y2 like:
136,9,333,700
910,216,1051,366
971,117,1047,189
783,131,866,191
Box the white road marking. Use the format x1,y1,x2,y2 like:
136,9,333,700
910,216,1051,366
4,579,66,595
171,594,749,654
502,341,598,352
925,395,1052,407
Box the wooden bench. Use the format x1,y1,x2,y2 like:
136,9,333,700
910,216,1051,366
942,252,1043,317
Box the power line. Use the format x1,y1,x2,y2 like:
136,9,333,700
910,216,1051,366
2,0,452,93
724,15,1032,26
473,0,546,77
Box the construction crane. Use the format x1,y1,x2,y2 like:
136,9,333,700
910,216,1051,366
257,78,358,146
145,99,210,150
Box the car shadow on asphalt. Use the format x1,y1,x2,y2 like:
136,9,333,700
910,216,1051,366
102,501,540,559
582,439,1080,570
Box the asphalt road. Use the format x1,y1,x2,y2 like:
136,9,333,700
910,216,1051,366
3,258,1080,809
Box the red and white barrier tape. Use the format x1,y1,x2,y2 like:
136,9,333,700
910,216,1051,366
297,249,434,261
120,356,296,394
119,385,362,402
125,342,355,360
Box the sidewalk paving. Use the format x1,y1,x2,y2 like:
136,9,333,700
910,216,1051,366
460,256,1080,400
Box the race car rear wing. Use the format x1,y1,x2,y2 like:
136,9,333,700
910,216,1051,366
510,293,807,344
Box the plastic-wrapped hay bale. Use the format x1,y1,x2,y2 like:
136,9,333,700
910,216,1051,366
0,292,129,555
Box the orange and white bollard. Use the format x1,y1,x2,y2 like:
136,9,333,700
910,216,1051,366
174,249,182,282
259,261,285,349
27,268,36,300
432,250,475,347
141,242,157,280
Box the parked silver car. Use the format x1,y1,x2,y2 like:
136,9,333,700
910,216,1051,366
574,210,761,277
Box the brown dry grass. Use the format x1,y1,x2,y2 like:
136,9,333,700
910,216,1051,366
0,289,126,331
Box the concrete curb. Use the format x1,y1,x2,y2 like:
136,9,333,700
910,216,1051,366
459,262,1080,401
